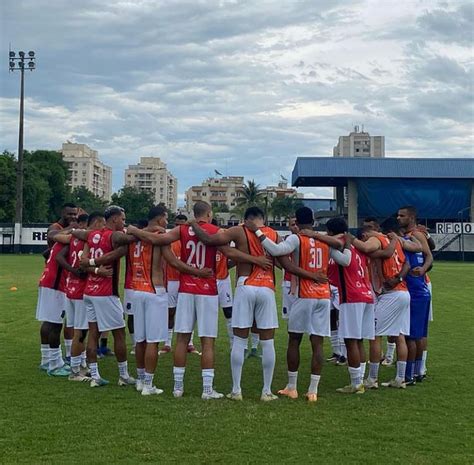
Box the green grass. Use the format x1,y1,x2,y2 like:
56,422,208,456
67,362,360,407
1,256,473,464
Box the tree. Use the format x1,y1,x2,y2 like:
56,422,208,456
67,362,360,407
0,151,16,222
111,186,155,224
234,179,265,214
69,187,108,214
270,196,305,221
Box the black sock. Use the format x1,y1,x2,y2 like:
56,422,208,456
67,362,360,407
100,338,108,349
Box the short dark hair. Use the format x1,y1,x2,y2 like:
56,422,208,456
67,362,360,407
175,214,188,222
363,217,378,224
62,202,77,210
104,205,124,220
193,201,211,218
211,218,218,226
137,219,148,229
380,217,400,234
148,205,167,220
326,217,348,235
77,214,89,224
399,205,417,217
88,212,104,226
244,206,264,220
295,207,313,225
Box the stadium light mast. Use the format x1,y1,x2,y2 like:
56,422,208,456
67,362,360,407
9,48,36,253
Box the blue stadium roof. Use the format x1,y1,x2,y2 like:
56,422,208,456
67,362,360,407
292,157,474,187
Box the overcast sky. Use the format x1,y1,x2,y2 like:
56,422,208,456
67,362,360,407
1,0,472,203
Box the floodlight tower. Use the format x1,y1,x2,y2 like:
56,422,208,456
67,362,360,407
9,49,36,253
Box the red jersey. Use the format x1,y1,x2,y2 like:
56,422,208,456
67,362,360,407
127,240,155,293
328,239,374,304
216,250,229,280
39,242,66,291
84,228,120,297
296,235,330,299
166,241,182,282
66,237,87,299
179,222,219,295
243,226,277,291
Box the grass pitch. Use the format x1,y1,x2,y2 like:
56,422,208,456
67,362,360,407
0,255,473,464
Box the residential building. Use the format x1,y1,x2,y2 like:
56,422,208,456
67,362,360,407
333,126,385,158
61,142,112,200
185,176,244,213
124,157,177,211
261,180,303,201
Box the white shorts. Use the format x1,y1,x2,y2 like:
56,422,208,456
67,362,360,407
288,298,331,336
123,289,138,315
427,281,433,321
374,291,410,337
282,281,296,320
134,288,168,343
66,298,89,330
330,285,340,310
175,293,219,338
167,281,180,308
35,287,66,324
338,302,375,340
65,297,74,328
232,277,278,330
217,277,233,308
83,294,125,332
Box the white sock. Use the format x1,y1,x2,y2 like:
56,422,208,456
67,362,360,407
40,344,50,365
71,355,82,373
81,350,87,368
202,368,214,395
130,333,135,349
64,339,73,358
144,371,154,388
118,361,129,379
89,362,100,380
396,361,407,381
360,362,367,379
166,329,173,347
330,331,339,355
137,367,146,381
173,366,185,392
308,374,321,394
369,362,380,380
348,366,361,387
251,332,260,350
386,342,396,361
421,350,428,375
225,318,233,345
339,339,347,358
287,371,298,390
231,336,247,394
260,339,275,395
49,348,63,370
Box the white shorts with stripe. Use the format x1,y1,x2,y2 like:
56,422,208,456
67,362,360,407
175,293,219,338
123,289,138,315
374,290,410,337
288,298,331,337
167,280,179,308
84,294,125,332
66,298,88,330
134,287,168,343
281,280,296,320
36,287,66,324
232,276,278,330
217,277,233,308
338,302,375,340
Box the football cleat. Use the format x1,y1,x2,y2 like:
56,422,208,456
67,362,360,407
381,378,406,389
326,353,339,363
260,392,278,402
226,392,243,401
142,386,164,396
246,348,261,359
159,345,172,355
136,380,144,392
202,390,224,400
39,363,49,372
277,387,298,399
172,389,184,398
47,365,71,377
187,345,201,355
68,372,91,382
336,355,347,366
90,377,109,387
363,377,379,390
381,358,394,367
405,378,416,386
118,376,136,387
336,384,365,394
305,392,318,403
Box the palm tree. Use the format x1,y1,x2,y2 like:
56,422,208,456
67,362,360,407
270,196,304,222
235,179,265,211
